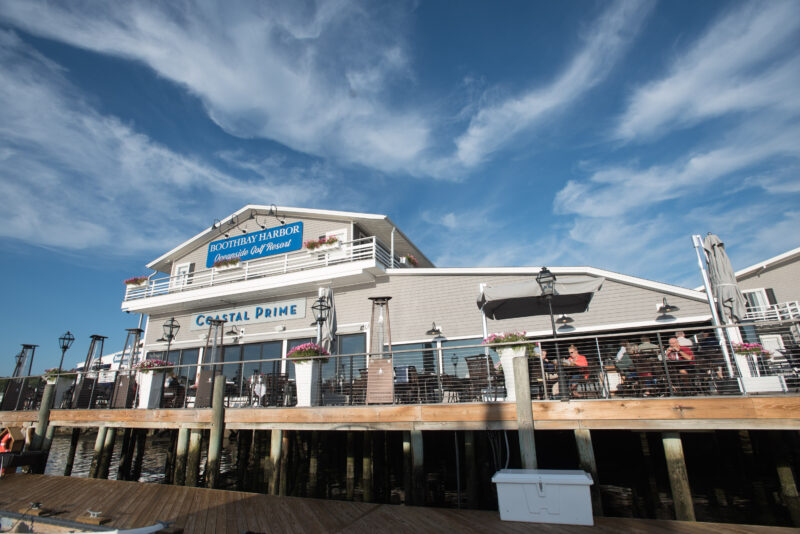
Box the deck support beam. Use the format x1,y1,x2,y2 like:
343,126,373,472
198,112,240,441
362,432,373,502
98,427,116,479
117,428,133,481
89,426,108,479
770,431,800,526
411,430,424,506
63,428,81,477
207,375,226,489
574,428,603,516
464,431,479,506
268,429,282,495
131,428,147,482
279,431,289,496
31,383,55,452
308,430,320,497
662,431,695,521
512,356,537,469
346,431,355,500
186,429,202,487
174,428,189,486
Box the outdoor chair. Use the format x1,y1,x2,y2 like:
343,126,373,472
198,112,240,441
394,365,421,404
465,354,501,401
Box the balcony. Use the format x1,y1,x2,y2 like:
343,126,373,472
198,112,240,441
744,301,800,321
122,236,401,313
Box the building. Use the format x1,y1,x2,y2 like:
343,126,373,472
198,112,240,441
736,245,800,321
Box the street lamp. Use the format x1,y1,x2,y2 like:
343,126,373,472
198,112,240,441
537,267,567,400
160,317,180,364
451,354,459,377
312,295,330,344
58,331,75,374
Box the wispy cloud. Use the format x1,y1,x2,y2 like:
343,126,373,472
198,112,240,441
449,0,654,170
0,1,432,175
615,1,800,141
0,30,318,254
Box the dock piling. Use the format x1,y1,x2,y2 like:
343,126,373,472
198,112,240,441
186,429,202,487
98,427,116,479
89,426,108,479
662,431,695,521
574,428,603,516
63,428,81,477
206,374,226,489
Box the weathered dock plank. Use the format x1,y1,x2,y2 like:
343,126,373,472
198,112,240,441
0,474,797,533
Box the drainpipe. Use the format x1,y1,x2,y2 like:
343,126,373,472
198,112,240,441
390,227,396,268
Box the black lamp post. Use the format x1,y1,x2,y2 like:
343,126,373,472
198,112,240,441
58,331,75,374
537,267,567,399
159,317,180,364
451,354,459,377
312,295,330,345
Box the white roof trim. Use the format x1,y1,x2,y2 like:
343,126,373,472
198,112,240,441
735,245,800,279
387,266,706,301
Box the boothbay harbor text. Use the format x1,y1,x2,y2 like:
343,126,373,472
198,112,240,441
190,299,306,329
205,221,302,267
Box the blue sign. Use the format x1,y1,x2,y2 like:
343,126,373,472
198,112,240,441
206,222,303,268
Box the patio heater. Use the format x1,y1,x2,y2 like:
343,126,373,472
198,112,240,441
111,328,143,408
366,297,393,404
537,267,568,400
71,335,107,409
1,344,38,411
312,295,331,345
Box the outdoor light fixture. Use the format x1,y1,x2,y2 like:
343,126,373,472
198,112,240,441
161,317,180,362
225,325,239,336
426,322,442,336
57,330,75,374
312,295,331,325
536,266,556,296
267,204,286,225
556,314,574,325
537,266,567,400
658,297,679,314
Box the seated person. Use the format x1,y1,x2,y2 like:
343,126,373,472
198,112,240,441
675,331,695,347
666,337,695,390
615,341,636,375
638,336,659,357
564,344,589,396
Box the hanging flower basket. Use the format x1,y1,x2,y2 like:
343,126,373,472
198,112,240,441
124,276,148,288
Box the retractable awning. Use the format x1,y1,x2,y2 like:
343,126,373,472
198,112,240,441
477,276,604,319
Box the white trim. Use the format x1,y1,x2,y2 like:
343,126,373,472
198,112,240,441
735,244,800,280
387,266,707,301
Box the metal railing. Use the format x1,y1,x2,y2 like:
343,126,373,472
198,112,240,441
745,301,800,321
4,322,799,412
124,236,399,302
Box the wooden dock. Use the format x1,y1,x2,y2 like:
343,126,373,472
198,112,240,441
0,474,796,533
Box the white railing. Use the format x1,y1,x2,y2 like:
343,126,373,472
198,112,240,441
124,236,398,302
744,301,800,322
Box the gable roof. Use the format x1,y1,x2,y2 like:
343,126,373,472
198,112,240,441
735,244,800,280
146,205,433,272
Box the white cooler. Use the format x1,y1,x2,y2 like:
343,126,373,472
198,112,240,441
492,469,594,525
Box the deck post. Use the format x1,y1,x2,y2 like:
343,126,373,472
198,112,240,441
63,428,81,476
42,424,55,453
31,383,55,451
770,431,800,526
346,431,355,500
268,429,282,495
362,432,374,502
279,431,290,496
174,428,189,486
206,374,226,489
131,428,147,482
411,430,425,506
662,431,695,521
89,426,108,478
186,429,202,487
464,431,479,506
98,427,117,479
402,431,412,504
574,428,603,516
308,430,320,497
236,429,252,491
163,429,177,484
252,430,267,493
739,430,775,524
512,356,537,469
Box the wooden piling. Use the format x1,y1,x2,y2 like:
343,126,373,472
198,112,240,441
31,383,55,452
89,426,108,479
362,432,373,502
308,430,320,497
186,429,202,487
346,431,355,501
117,428,134,481
206,374,226,489
251,430,267,493
279,431,290,496
42,425,56,453
63,428,81,477
98,427,116,479
512,356,537,469
268,429,282,496
410,430,425,506
738,430,775,524
464,431,479,507
574,428,603,516
130,428,147,482
163,429,177,485
402,431,411,505
662,431,695,521
174,428,189,486
770,431,800,526
235,429,252,491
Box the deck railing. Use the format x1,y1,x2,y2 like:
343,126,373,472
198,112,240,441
6,322,799,412
124,236,399,302
745,301,800,322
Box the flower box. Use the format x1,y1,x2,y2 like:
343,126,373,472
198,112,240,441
498,346,526,402
214,263,242,272
294,360,322,407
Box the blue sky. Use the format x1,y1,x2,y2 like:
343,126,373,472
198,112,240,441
1,0,799,374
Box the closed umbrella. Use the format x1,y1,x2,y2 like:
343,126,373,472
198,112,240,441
320,286,337,355
702,234,747,324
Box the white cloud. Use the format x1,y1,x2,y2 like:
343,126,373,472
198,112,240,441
615,1,800,141
0,0,432,175
450,0,654,169
0,30,319,253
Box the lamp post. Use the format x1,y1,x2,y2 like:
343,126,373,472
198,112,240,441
537,267,567,400
58,331,75,374
451,354,459,377
159,317,180,365
312,295,330,345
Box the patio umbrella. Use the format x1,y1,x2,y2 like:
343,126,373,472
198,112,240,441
320,286,337,355
477,275,604,319
702,234,747,323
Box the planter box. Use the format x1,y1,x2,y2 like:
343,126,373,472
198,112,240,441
214,263,241,272
307,242,341,253
499,347,526,402
137,371,165,409
492,469,594,525
125,282,148,289
294,360,322,407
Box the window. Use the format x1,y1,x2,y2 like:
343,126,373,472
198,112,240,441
172,262,194,289
742,289,774,312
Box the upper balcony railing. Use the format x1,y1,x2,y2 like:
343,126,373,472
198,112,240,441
744,301,800,322
124,236,400,302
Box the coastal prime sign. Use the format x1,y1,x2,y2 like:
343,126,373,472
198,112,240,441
190,299,307,330
205,222,303,268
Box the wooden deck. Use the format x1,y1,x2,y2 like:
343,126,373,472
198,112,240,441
0,474,796,533
3,396,800,431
